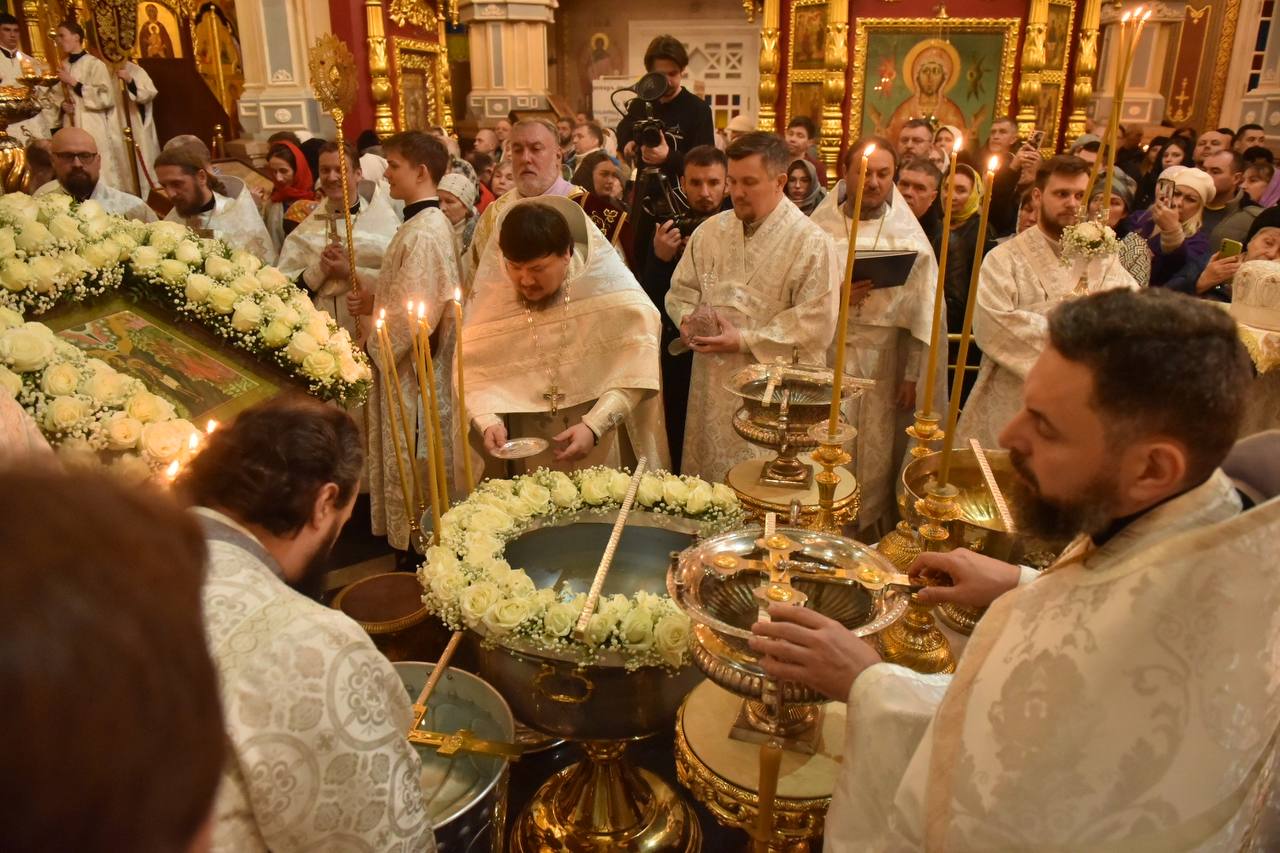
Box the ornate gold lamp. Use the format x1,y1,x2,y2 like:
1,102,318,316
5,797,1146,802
0,74,56,193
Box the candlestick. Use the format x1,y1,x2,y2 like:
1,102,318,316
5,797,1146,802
417,304,451,513
920,136,963,418
407,302,443,539
827,142,874,439
374,314,420,545
1100,8,1149,218
938,156,998,486
453,288,474,493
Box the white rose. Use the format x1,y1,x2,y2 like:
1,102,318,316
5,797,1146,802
82,368,130,405
580,470,611,505
256,266,289,292
27,255,62,293
0,195,37,220
337,352,364,383
609,469,632,503
110,454,153,485
0,258,34,292
43,394,87,432
543,602,578,638
636,473,664,507
231,299,264,332
0,325,56,372
304,313,331,345
262,318,293,347
465,503,514,534
428,567,467,602
500,569,536,598
300,351,340,384
516,480,551,514
0,306,21,330
285,330,320,363
139,419,189,463
662,476,690,507
130,245,162,270
78,241,116,269
482,598,532,636
0,364,21,395
48,213,82,243
125,391,170,423
157,258,188,284
0,227,16,257
230,249,262,274
599,594,632,624
14,219,52,253
184,273,214,304
275,305,302,327
76,199,105,221
40,361,79,396
618,607,656,650
174,240,203,265
463,530,503,559
79,216,110,242
208,285,238,314
259,294,287,315
685,482,714,515
459,581,502,626
585,612,615,646
654,612,691,666
103,412,143,450
112,231,138,256
229,275,260,297
712,482,739,509
146,221,186,253
424,545,462,574
38,193,73,216
203,255,234,279
549,473,578,507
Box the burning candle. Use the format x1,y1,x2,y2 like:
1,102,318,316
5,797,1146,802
828,142,875,439
938,156,999,485
920,136,964,419
407,301,443,533
416,302,450,513
453,287,474,493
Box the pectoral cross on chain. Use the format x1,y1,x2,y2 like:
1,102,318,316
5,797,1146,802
543,385,565,416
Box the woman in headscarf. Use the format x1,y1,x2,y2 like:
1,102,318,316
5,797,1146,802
1126,164,1214,290
933,124,962,151
943,163,992,401
263,141,318,251
785,158,826,216
1089,170,1150,286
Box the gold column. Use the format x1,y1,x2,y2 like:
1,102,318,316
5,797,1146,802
1016,0,1048,138
437,20,454,133
758,0,780,133
21,0,47,63
1067,0,1102,141
820,0,848,183
365,0,396,134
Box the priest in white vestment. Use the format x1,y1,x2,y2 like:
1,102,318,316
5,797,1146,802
811,140,946,532
464,195,668,476
34,127,156,222
956,155,1136,448
117,60,159,192
353,131,460,552
666,131,839,483
156,146,276,264
277,141,400,343
750,289,1279,851
467,118,583,279
51,22,131,192
0,16,51,143
180,399,435,852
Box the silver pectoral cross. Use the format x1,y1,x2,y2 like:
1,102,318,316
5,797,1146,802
543,385,565,416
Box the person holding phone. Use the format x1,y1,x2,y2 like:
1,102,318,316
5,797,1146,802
1167,205,1280,301
1124,164,1214,290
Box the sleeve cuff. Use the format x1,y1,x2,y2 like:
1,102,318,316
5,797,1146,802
472,413,502,434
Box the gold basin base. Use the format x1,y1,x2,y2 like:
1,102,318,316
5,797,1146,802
510,740,702,852
730,699,823,754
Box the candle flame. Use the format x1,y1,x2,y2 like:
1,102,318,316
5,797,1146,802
454,286,462,303
1141,8,1151,21
864,142,877,157
165,460,181,481
987,154,999,174
375,317,384,331
188,432,201,451
417,302,426,319
952,136,963,153
1121,10,1131,22
378,308,386,321
206,419,218,434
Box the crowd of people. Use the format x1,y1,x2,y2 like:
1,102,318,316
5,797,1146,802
2,25,1279,853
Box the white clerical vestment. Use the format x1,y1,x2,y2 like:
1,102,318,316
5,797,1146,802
955,226,1136,447
464,195,668,477
34,178,156,222
196,508,435,853
276,188,401,343
827,470,1280,851
120,61,159,190
811,185,947,530
666,197,840,483
0,47,51,142
367,202,460,551
165,192,277,265
57,52,131,192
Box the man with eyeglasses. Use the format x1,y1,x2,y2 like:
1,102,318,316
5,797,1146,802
34,127,156,222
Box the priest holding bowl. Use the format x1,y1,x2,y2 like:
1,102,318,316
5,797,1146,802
462,196,669,475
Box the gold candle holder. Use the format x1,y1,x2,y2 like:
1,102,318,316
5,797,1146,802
806,421,856,534
905,410,943,460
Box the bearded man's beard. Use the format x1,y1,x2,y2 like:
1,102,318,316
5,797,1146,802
63,168,95,201
1007,448,1118,541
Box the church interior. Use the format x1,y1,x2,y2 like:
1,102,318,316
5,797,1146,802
0,0,1277,850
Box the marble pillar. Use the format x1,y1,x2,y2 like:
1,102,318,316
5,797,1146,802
460,0,558,122
234,0,337,138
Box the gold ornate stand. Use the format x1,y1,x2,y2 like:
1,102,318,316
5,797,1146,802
510,740,701,852
725,454,859,531
674,680,841,852
806,422,856,534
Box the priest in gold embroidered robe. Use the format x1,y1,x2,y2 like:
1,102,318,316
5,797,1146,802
463,195,668,476
666,132,839,483
955,155,1136,448
750,290,1279,853
811,143,946,532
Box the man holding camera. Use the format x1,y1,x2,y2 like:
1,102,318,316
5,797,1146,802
641,145,731,470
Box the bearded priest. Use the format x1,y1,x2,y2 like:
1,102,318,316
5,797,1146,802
750,289,1279,851
463,196,668,475
155,146,276,264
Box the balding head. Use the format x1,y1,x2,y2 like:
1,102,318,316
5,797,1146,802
50,127,100,199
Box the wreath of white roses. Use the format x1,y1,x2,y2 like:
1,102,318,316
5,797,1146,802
418,466,746,670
